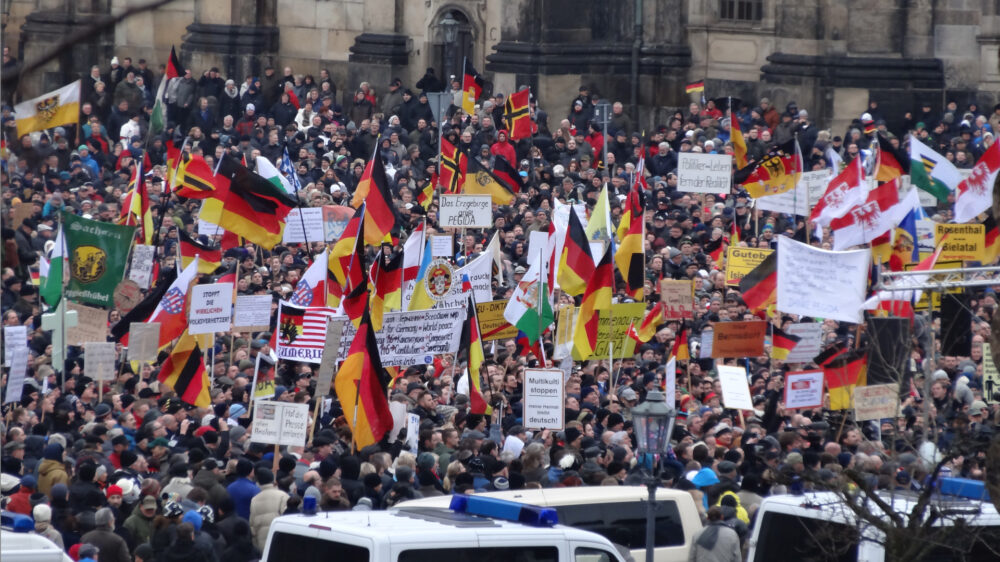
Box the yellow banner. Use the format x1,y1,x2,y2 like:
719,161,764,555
15,81,81,137
725,247,774,286
571,302,646,360
935,223,984,261
476,300,518,342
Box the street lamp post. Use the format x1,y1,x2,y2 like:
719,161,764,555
630,389,676,562
439,13,459,86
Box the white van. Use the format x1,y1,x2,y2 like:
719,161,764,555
747,480,1000,562
262,495,629,562
400,486,703,562
1,530,75,562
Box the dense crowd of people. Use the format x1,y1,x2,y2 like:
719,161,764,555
2,51,1000,562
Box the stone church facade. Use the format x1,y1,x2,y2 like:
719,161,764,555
3,0,999,133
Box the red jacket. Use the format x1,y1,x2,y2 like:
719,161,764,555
6,487,34,515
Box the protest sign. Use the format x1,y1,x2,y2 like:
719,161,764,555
197,219,222,236
406,413,420,451
523,368,565,430
699,329,713,359
527,231,550,263
3,326,28,404
476,300,517,341
314,318,347,398
282,207,326,244
784,370,824,409
66,302,108,346
553,306,576,360
11,202,35,231
776,236,870,323
853,384,900,421
755,169,832,216
982,343,999,404
717,365,754,410
431,234,453,257
935,223,984,261
127,323,161,362
665,356,677,407
571,302,646,360
251,400,311,446
335,307,465,365
86,342,118,381
439,194,492,228
322,205,356,241
128,244,156,289
711,321,766,358
784,323,825,363
4,325,27,367
677,153,731,194
916,219,936,253
725,247,773,285
660,279,695,319
233,295,273,331
253,353,277,399
188,283,234,334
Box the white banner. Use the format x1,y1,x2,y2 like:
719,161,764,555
128,244,156,289
334,307,465,365
523,368,565,430
784,370,824,409
188,283,234,334
776,236,870,323
439,194,492,228
756,169,832,215
282,207,326,244
85,342,118,381
233,295,273,330
251,400,310,446
717,365,754,410
677,153,731,194
784,322,825,363
3,326,28,404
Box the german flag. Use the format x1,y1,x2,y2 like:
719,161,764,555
573,244,614,359
557,209,594,296
738,250,777,311
875,134,907,183
629,302,664,344
737,139,802,199
461,59,485,115
685,81,705,94
165,139,182,191
342,280,369,329
616,182,645,243
177,230,222,274
615,187,644,299
984,214,1000,264
824,348,867,410
369,249,402,331
731,117,748,169
492,155,525,194
158,330,210,408
770,324,801,361
671,324,690,361
329,205,365,291
463,156,515,205
813,342,848,368
503,87,533,140
334,307,393,450
416,181,435,210
459,290,492,415
705,235,725,264
110,267,177,342
439,138,467,193
350,153,398,246
219,229,243,252
201,156,298,249
174,152,219,199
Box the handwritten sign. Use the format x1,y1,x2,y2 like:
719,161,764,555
711,321,766,358
935,223,984,261
439,194,492,228
188,283,234,334
660,279,694,319
725,247,773,286
756,169,832,216
476,300,517,341
431,234,453,257
127,323,161,362
129,244,156,289
315,318,347,398
523,369,565,430
85,342,118,381
717,365,754,410
853,383,900,421
3,326,28,404
233,295,272,331
251,400,311,446
66,303,108,346
282,207,326,244
776,236,870,323
784,322,824,363
784,370,824,409
571,302,646,360
677,153,731,194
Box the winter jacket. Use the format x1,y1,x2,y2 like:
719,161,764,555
248,484,287,550
38,458,70,497
80,527,131,562
687,522,741,562
123,508,156,546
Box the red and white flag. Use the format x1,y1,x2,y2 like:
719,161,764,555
863,241,945,318
148,257,200,347
634,155,649,190
953,140,1000,223
290,249,328,307
830,178,918,250
810,157,867,229
402,222,425,283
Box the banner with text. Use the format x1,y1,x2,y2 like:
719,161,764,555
677,153,731,194
711,321,766,358
725,247,774,286
523,368,565,430
188,283,234,334
571,302,647,360
439,195,493,228
776,236,870,323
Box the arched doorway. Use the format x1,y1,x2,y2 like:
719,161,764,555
431,8,474,88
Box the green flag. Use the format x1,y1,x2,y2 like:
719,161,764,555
908,134,961,202
63,211,136,307
40,225,66,308
149,76,168,136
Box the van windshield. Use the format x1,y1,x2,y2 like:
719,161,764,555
752,511,858,562
266,532,369,562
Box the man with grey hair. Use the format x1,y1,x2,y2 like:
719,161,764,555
80,507,130,562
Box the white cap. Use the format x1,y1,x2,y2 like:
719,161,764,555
34,503,52,522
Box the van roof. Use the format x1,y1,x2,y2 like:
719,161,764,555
399,485,695,508
756,491,1000,528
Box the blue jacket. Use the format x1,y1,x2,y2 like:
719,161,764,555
227,477,260,519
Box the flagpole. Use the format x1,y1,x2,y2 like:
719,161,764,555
536,244,546,366
58,211,66,389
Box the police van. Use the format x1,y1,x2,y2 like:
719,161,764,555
399,486,702,562
2,511,74,562
746,478,1000,562
262,495,630,562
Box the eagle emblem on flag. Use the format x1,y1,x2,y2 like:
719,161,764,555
35,94,61,124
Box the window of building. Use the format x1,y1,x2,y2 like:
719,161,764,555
720,0,763,22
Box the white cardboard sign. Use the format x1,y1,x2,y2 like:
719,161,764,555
783,323,825,363
716,365,754,410
439,194,492,228
783,370,825,409
85,342,118,381
128,244,156,289
677,153,731,194
233,295,273,331
282,207,326,244
188,283,234,334
523,368,565,430
251,400,311,446
776,236,870,323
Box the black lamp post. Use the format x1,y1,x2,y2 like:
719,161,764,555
631,388,676,562
439,13,459,85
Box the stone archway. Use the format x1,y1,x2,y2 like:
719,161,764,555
429,7,476,89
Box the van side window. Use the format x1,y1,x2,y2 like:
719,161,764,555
398,546,558,562
751,512,858,562
266,532,369,562
556,501,686,549
574,546,619,562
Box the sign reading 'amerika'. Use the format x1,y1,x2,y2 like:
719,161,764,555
63,211,136,307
